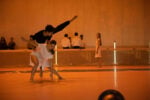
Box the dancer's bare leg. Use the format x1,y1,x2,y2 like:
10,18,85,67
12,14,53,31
30,55,39,81
49,67,63,80
96,58,102,67
48,59,63,80
98,58,102,67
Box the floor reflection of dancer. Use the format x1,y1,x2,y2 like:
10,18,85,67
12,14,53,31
95,32,102,67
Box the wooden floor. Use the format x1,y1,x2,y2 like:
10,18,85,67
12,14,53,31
0,66,150,100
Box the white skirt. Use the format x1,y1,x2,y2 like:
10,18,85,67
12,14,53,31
30,43,53,70
95,46,102,58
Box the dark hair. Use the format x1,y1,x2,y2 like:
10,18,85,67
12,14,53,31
74,32,78,36
80,34,83,38
98,89,125,100
50,40,57,45
45,25,54,32
64,34,68,37
97,32,101,38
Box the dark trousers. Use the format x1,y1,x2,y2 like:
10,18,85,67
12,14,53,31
63,47,70,49
72,46,80,49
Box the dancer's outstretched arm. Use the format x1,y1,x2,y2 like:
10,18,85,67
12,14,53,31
53,15,78,34
70,15,78,22
21,37,38,47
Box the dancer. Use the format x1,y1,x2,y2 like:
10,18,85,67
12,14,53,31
30,40,62,81
46,40,62,80
95,32,102,67
21,37,58,81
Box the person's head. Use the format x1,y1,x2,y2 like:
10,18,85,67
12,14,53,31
80,34,84,40
44,25,55,36
64,34,68,37
47,40,57,54
97,32,101,39
74,32,78,36
0,37,7,43
45,25,54,32
98,89,125,100
48,40,57,49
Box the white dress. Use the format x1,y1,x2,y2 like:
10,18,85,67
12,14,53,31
30,43,53,70
95,39,102,58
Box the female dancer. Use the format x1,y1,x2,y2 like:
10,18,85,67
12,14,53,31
95,32,102,67
30,40,62,81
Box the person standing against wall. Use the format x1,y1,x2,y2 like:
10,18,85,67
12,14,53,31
95,32,102,67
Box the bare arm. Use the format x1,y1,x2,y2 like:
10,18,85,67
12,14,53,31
53,16,78,34
70,16,78,22
21,37,38,47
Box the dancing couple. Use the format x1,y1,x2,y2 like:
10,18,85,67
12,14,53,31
22,16,77,81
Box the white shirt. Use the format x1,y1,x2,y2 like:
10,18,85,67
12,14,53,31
61,37,71,47
72,36,81,46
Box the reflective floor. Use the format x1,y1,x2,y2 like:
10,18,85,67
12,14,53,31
0,66,150,100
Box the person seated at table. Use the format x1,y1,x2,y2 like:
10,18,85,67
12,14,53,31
80,34,86,49
61,33,71,49
68,36,72,48
0,36,8,50
72,32,81,49
8,37,16,49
